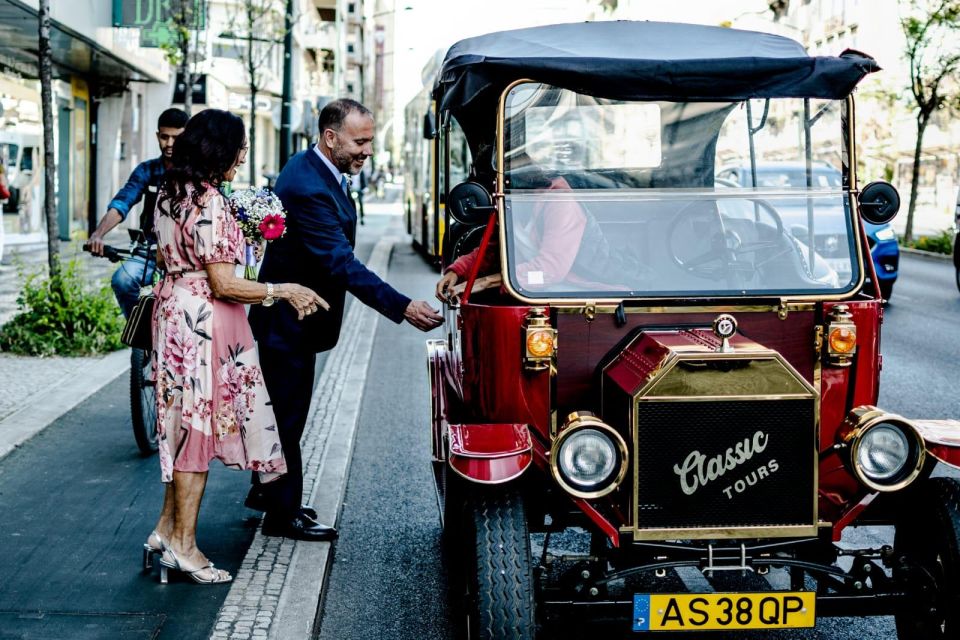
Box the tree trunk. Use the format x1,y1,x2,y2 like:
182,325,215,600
249,86,257,185
904,113,929,244
38,0,59,277
182,61,193,116
247,17,257,186
178,0,193,115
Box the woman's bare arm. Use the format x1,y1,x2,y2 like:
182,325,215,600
204,262,328,319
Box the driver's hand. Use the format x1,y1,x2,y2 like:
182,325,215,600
435,270,460,302
85,233,106,257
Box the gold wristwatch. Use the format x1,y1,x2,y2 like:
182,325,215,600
262,282,276,307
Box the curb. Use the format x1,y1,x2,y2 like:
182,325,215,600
900,246,953,262
211,237,396,640
0,349,130,461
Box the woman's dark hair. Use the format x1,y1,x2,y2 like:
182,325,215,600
159,109,245,216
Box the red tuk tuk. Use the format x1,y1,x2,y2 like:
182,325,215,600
423,21,960,638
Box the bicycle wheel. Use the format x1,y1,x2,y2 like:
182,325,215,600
130,348,159,455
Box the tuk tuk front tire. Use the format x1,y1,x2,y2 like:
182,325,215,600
894,477,960,639
461,488,537,640
879,279,894,303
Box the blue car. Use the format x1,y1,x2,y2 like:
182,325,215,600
716,163,899,301
863,220,899,301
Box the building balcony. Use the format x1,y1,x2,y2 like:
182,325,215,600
300,24,336,51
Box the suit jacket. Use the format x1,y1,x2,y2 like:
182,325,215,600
249,150,411,353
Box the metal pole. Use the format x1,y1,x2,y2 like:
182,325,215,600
279,0,294,168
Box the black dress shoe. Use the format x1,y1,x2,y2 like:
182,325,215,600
244,491,318,521
262,513,338,541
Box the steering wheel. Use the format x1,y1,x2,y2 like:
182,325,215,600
667,200,735,281
667,198,788,282
736,197,788,262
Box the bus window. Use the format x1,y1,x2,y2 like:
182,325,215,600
448,117,471,188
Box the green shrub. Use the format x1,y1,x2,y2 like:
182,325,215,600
909,229,954,255
0,258,126,356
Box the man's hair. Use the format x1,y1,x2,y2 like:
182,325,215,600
318,98,372,133
158,108,189,130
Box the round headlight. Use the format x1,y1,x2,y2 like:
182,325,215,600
559,428,617,489
846,412,926,492
551,413,629,498
856,423,909,480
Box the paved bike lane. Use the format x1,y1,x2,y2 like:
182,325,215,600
0,218,386,639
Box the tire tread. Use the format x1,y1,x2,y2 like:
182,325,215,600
469,490,536,640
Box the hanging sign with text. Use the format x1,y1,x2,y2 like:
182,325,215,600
112,0,206,48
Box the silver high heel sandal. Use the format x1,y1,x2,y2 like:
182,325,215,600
158,548,232,585
142,531,167,571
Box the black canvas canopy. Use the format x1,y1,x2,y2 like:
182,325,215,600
435,21,879,114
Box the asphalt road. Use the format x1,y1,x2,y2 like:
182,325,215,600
316,250,960,640
877,253,960,418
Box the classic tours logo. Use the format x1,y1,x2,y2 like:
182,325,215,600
672,430,779,500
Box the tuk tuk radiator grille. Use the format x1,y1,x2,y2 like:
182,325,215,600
632,398,816,535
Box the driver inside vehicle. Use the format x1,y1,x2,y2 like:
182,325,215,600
435,146,649,301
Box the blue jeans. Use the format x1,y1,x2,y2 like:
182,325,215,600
111,254,156,319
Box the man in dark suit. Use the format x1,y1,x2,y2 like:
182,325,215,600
247,99,442,541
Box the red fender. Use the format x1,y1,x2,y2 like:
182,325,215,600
447,423,533,484
913,419,960,468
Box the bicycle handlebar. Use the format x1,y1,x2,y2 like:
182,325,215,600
83,243,155,264
83,244,129,263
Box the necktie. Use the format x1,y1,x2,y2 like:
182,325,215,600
341,175,350,197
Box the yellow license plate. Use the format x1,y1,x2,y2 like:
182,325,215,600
633,591,815,632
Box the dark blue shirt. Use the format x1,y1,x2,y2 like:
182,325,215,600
107,157,165,222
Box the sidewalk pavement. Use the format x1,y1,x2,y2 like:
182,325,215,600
0,209,404,638
0,230,130,460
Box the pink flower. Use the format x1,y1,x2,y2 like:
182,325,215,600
164,326,197,377
218,361,243,396
259,214,286,241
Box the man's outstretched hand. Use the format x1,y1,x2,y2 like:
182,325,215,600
404,300,443,331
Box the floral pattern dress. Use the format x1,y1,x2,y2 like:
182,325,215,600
152,183,286,483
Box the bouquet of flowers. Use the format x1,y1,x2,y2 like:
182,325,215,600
227,187,287,280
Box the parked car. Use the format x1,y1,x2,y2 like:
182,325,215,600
422,21,960,638
954,186,960,293
717,163,899,300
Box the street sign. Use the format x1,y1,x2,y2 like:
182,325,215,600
113,0,206,48
173,72,207,105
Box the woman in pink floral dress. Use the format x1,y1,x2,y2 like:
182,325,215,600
145,109,327,584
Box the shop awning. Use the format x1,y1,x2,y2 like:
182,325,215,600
0,0,163,89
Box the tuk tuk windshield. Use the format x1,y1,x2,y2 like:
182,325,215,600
501,83,859,299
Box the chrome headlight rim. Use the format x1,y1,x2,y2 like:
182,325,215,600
550,415,628,499
845,409,925,492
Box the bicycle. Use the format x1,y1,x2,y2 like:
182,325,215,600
85,235,161,455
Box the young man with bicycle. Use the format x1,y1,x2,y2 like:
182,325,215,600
86,108,189,317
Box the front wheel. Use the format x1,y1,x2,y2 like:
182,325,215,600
894,477,960,639
879,279,895,303
955,266,960,294
454,488,537,640
130,348,158,455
